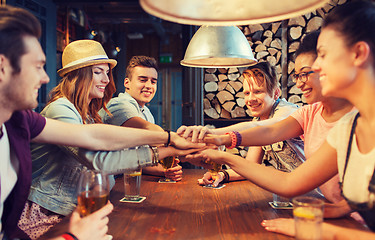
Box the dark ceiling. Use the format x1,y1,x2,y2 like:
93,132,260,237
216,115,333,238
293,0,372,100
53,0,182,39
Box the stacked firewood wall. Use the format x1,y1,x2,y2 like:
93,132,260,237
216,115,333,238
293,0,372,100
203,0,347,157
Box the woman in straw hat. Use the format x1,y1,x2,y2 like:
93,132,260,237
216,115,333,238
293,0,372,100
16,40,199,239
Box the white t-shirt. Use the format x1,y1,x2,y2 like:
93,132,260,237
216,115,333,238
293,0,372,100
0,125,19,234
327,111,375,203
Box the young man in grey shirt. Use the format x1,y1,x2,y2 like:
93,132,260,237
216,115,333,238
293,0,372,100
100,56,183,181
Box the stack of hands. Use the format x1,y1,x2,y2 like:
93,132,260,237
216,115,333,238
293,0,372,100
159,126,226,184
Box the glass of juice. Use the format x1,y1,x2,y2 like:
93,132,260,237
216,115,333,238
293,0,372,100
77,169,110,217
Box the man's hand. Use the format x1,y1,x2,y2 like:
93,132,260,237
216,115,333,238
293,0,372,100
176,125,213,143
68,202,113,240
165,161,183,181
197,171,224,187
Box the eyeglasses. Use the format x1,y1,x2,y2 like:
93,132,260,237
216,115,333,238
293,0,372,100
292,71,315,83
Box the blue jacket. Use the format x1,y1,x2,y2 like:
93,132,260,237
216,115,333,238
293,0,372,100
29,98,153,216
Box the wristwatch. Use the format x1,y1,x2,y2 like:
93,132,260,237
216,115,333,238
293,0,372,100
149,146,159,166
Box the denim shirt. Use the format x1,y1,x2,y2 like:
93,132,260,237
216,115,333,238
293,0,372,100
28,98,153,216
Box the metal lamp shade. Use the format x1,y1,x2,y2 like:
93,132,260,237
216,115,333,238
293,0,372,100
180,26,257,68
140,0,329,26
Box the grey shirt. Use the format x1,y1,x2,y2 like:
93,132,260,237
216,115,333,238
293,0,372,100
100,92,155,126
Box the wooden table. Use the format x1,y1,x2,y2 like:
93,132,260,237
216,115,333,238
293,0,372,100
42,169,366,240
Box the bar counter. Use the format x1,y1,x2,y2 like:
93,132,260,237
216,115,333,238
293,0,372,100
42,169,367,240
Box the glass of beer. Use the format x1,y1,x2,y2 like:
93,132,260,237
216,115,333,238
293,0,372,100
158,156,176,183
206,145,224,187
207,161,222,184
77,169,110,217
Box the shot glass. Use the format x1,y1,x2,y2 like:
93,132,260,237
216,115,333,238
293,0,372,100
293,196,324,240
123,168,142,201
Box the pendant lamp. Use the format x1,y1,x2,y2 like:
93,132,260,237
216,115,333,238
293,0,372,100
140,0,329,26
180,25,256,68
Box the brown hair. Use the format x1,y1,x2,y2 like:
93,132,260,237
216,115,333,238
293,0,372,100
242,61,279,96
48,66,116,123
0,5,41,74
125,55,158,79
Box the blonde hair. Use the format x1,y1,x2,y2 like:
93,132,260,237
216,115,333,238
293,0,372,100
242,62,279,96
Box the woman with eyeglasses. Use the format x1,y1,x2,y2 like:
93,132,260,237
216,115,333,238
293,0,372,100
201,31,354,203
188,1,375,238
186,31,355,201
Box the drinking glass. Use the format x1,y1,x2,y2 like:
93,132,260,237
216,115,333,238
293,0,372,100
208,161,222,183
206,145,224,188
272,193,291,208
293,196,324,240
158,156,176,183
272,167,291,208
123,168,142,201
77,169,110,217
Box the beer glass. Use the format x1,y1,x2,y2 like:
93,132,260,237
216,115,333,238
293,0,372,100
77,169,110,217
159,156,176,183
206,145,224,188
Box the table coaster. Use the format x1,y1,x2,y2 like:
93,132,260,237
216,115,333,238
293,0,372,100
120,196,146,203
158,179,177,183
203,184,226,189
268,201,293,209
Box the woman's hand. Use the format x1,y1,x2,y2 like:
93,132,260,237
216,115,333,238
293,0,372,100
323,200,352,218
158,146,205,160
261,218,295,237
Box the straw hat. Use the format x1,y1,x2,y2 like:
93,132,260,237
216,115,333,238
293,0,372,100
57,40,117,77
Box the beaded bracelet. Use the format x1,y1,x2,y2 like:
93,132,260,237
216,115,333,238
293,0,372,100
225,131,243,149
225,132,237,149
233,131,242,147
61,232,79,240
